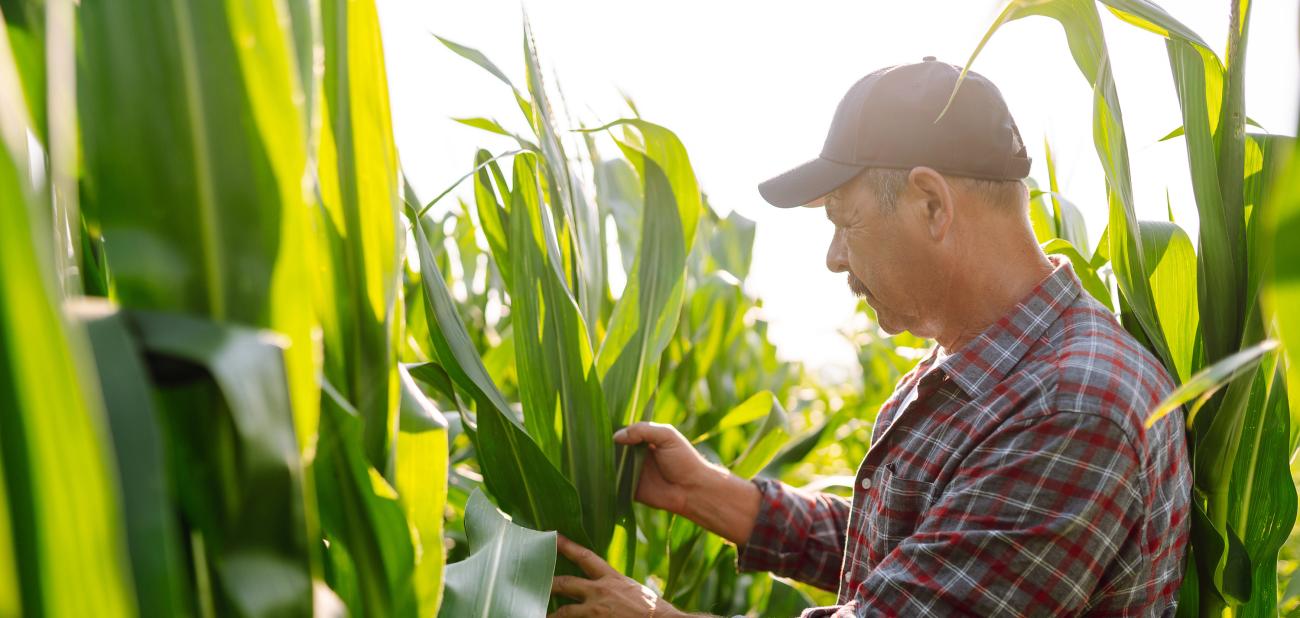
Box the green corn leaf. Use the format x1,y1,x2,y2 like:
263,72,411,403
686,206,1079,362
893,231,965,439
440,490,557,618
1100,0,1251,368
433,33,514,88
1,0,45,142
453,116,511,136
597,156,645,278
521,14,605,331
693,389,777,443
1243,134,1288,305
1156,116,1264,143
1028,182,1056,245
130,310,313,616
1138,221,1200,383
1227,363,1297,617
407,361,461,410
317,381,416,618
396,365,449,616
74,301,188,618
1043,139,1091,255
728,392,792,480
0,47,134,613
686,273,746,383
760,575,816,617
707,211,759,281
1145,339,1276,428
1263,136,1300,454
1097,0,1212,47
432,33,535,126
1041,238,1113,310
1166,38,1240,366
472,150,514,292
78,0,322,453
585,119,704,427
1189,497,1252,605
453,117,540,152
508,153,617,552
409,204,592,549
318,0,403,469
1195,347,1273,496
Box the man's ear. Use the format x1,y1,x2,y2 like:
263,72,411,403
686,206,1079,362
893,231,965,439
907,167,954,241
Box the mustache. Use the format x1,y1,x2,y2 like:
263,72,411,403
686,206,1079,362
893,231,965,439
847,272,870,298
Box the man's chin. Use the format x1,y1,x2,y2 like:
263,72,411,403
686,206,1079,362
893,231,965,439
856,294,906,335
874,317,907,336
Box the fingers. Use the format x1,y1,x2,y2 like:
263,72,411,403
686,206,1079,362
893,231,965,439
556,535,617,578
614,422,683,448
550,575,593,600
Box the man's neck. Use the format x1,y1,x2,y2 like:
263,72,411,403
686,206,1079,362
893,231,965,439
934,237,1054,354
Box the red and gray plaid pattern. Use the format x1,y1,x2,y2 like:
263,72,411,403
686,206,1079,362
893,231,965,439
736,257,1192,616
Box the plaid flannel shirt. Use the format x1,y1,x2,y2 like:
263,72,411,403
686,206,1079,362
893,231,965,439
736,257,1192,617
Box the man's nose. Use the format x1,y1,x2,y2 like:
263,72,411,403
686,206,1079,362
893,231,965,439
826,228,849,274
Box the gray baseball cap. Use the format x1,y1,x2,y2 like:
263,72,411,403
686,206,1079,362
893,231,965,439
758,56,1031,208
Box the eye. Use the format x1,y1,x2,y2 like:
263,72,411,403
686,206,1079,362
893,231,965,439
825,204,847,229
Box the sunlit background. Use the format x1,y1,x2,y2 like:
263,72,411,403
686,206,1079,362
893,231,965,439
378,0,1299,382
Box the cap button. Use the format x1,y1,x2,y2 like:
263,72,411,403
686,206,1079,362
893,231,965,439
922,55,937,62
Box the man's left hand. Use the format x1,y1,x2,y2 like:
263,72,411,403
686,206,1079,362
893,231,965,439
549,535,684,618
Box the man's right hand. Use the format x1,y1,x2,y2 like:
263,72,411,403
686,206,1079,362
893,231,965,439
614,422,761,545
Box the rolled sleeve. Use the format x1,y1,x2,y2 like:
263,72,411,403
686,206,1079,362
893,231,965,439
736,477,851,592
844,411,1145,616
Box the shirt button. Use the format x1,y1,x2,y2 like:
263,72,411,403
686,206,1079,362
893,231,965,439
860,477,872,491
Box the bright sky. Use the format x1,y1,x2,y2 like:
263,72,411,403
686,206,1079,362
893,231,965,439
377,0,1299,382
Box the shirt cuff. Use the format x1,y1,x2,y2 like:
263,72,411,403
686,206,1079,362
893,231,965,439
734,477,797,573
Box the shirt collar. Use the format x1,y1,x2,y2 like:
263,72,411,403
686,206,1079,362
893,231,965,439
936,255,1083,398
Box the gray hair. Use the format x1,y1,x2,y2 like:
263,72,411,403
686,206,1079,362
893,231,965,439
856,167,1027,212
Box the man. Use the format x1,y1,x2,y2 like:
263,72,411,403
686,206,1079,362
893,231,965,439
549,57,1192,617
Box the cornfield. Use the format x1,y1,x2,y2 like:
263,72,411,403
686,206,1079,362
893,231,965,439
0,0,1297,616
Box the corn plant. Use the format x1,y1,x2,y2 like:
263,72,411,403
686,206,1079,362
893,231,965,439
403,17,853,614
0,8,134,614
1,0,450,615
968,1,1297,615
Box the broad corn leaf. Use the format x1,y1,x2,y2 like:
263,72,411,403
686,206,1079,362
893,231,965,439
0,35,134,613
131,310,314,616
1227,363,1296,617
77,0,321,449
588,119,704,427
317,384,416,618
319,0,402,468
508,153,616,552
396,366,449,616
440,490,557,618
74,302,188,617
409,205,591,548
1139,222,1200,383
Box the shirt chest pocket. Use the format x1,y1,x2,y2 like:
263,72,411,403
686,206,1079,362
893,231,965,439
867,463,936,562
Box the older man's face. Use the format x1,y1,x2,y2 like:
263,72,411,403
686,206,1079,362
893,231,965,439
822,174,944,336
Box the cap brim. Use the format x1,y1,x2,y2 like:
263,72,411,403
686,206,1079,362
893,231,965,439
758,156,864,208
